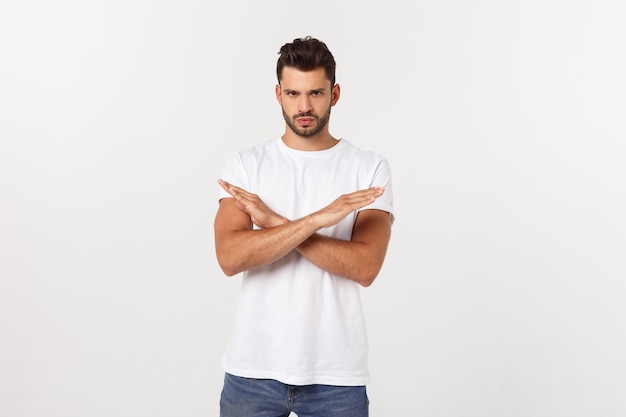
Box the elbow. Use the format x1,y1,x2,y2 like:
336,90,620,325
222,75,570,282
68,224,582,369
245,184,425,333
216,252,241,277
359,279,375,288
218,259,241,277
356,265,382,287
220,266,239,277
358,273,377,287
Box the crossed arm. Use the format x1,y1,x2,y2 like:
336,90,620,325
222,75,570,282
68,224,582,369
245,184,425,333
213,180,392,287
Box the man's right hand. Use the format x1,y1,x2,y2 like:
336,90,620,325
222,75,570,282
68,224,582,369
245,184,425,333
218,179,288,229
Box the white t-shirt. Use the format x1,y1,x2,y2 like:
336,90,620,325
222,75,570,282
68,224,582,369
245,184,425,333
217,138,394,386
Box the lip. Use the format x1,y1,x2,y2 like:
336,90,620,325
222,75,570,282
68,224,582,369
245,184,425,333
297,117,315,126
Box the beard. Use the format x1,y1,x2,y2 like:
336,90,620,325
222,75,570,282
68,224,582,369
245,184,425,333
282,106,331,138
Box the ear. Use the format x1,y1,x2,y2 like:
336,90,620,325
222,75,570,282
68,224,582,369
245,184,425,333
275,84,282,105
331,83,341,106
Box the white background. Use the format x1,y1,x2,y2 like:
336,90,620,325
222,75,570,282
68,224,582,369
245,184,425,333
1,1,625,416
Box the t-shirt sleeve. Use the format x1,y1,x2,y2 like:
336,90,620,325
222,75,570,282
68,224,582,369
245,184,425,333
216,151,249,202
360,157,395,224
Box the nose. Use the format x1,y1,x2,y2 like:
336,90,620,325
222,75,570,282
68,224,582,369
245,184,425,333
297,95,313,114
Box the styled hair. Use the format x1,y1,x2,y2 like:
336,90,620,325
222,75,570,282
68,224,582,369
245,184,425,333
276,36,336,85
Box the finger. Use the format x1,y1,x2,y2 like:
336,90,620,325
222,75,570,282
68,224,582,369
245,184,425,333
220,180,255,199
218,179,235,196
341,189,383,209
219,180,252,202
361,186,384,196
346,186,384,198
345,187,383,203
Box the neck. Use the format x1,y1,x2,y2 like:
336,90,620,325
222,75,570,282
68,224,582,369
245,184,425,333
281,130,338,151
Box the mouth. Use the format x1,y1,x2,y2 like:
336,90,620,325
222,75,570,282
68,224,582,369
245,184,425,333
296,117,315,126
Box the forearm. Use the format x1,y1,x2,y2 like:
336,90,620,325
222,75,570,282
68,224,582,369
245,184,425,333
295,235,382,286
296,210,392,286
215,182,389,279
216,214,318,276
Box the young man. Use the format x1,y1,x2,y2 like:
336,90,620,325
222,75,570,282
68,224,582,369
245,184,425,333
214,36,394,417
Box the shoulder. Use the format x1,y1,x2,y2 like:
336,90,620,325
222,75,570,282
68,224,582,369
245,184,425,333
243,138,283,161
340,139,387,159
224,138,280,164
339,139,390,170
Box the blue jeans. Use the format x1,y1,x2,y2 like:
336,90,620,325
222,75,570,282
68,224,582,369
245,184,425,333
220,373,369,417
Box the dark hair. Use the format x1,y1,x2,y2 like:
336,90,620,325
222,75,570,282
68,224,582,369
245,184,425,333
276,36,336,85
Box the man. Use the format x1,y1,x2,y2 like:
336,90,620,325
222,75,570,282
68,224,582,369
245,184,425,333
214,36,394,417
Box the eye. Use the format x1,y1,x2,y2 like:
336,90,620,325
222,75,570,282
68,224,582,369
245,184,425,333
286,91,298,97
311,90,322,96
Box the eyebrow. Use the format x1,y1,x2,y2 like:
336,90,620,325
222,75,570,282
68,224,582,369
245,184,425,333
282,88,327,93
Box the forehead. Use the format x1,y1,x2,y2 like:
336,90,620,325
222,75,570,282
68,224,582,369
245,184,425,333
279,67,331,89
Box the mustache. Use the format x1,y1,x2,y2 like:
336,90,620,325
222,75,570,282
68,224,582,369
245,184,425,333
294,112,317,119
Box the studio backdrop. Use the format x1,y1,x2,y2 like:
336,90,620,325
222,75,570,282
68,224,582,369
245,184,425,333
1,1,624,416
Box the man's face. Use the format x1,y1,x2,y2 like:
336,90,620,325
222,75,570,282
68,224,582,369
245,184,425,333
276,67,340,138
